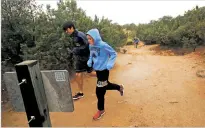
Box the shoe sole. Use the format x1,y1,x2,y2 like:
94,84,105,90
73,95,84,100
120,85,124,96
93,111,106,120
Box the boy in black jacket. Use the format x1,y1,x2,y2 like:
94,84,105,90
63,21,95,100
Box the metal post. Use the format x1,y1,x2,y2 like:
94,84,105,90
15,60,52,127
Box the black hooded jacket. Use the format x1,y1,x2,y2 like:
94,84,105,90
70,30,90,59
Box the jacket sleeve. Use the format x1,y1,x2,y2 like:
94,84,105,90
72,32,89,55
87,46,93,67
104,43,117,70
78,32,89,50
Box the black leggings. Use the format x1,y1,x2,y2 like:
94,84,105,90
96,70,121,111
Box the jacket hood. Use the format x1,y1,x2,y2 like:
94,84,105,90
86,28,102,45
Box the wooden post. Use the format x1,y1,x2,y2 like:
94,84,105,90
15,60,52,127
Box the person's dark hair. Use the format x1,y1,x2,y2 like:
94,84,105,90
62,21,75,31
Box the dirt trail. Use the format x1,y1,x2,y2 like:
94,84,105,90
2,45,205,127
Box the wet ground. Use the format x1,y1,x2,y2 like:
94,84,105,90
2,45,205,127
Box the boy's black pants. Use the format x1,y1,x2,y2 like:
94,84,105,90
96,69,121,111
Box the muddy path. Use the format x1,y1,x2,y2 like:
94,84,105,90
2,45,205,127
